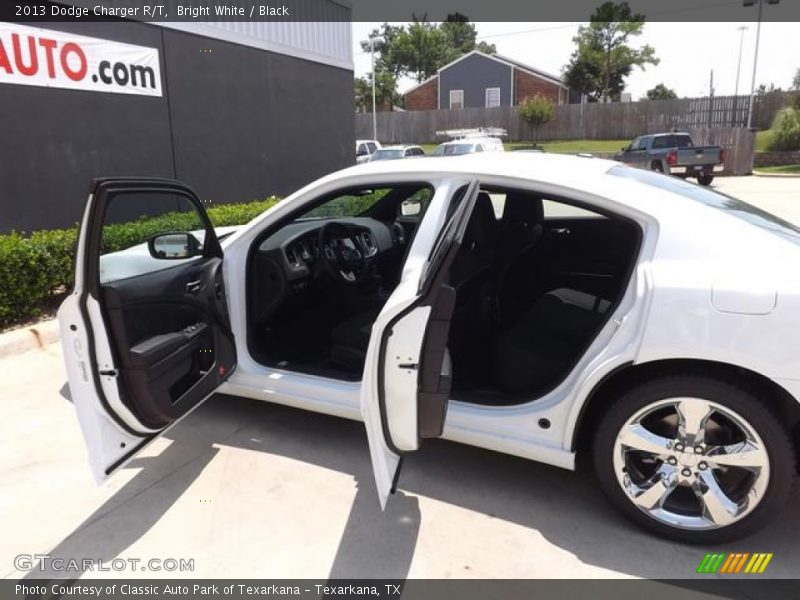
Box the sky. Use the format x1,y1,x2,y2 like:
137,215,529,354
352,21,800,99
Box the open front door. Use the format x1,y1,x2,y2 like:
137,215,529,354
361,179,480,507
58,178,236,482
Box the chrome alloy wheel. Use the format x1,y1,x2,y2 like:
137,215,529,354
612,397,770,530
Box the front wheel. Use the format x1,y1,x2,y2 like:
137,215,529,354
593,376,795,543
697,173,714,186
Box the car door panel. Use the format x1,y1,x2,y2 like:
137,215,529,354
362,179,479,507
539,216,636,299
60,177,236,481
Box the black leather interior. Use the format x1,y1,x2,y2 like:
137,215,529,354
101,257,235,429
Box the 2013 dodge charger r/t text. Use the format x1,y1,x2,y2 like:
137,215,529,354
59,153,799,543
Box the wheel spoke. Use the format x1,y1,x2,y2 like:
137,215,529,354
632,473,678,510
704,441,767,471
693,470,740,527
618,423,673,457
676,399,713,444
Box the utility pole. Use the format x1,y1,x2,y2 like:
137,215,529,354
361,34,385,141
743,0,780,129
734,25,748,126
734,25,748,97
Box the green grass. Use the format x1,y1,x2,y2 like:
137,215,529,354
757,164,800,174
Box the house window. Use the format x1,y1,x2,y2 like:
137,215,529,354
449,89,464,109
485,87,501,108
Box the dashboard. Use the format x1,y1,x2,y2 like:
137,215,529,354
257,217,402,281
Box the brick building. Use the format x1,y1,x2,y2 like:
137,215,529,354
404,51,569,111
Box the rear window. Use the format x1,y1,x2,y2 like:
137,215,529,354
608,165,800,244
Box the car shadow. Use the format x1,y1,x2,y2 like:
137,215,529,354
26,393,800,581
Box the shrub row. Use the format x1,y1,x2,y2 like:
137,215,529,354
766,106,800,152
0,197,280,327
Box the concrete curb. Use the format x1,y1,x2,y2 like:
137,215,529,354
0,318,61,359
752,170,800,178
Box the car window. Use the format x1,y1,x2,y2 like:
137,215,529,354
672,134,693,148
609,165,800,244
630,137,643,150
300,188,392,220
372,149,404,160
487,191,605,220
99,192,206,284
367,142,378,153
651,136,669,149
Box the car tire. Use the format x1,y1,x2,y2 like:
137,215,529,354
593,375,795,544
697,173,714,186
651,161,664,173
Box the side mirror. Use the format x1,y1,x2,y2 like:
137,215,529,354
400,200,421,217
148,232,202,260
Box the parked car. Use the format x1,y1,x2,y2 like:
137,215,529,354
355,139,381,163
61,155,800,544
614,132,724,186
369,145,426,161
432,136,504,156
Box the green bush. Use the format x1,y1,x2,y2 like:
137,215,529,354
517,94,556,142
766,107,800,151
0,197,279,327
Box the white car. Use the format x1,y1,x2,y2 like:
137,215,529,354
432,137,504,156
369,145,426,161
356,139,381,163
59,156,800,543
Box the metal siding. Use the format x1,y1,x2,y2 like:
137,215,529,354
439,54,512,109
66,0,352,69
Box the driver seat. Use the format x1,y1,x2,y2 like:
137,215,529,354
330,306,382,373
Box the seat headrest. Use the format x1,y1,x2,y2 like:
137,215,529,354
501,192,544,227
463,192,498,247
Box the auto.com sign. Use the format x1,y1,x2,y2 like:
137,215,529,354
0,23,162,97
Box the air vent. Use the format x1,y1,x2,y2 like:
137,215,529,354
285,247,298,265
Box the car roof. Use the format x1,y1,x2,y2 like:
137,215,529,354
379,145,419,150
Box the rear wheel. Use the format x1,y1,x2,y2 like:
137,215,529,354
697,173,714,186
650,161,664,173
593,376,795,543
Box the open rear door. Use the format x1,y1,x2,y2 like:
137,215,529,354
361,179,480,507
58,178,236,482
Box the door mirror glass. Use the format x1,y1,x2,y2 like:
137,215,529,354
400,199,422,216
148,232,202,259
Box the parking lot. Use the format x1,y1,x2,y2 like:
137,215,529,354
2,175,799,581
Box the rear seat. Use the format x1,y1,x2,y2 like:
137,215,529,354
492,288,610,394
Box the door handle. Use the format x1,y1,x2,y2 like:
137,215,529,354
550,227,570,235
186,280,203,294
398,363,418,370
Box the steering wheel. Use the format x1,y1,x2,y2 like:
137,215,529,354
318,222,372,284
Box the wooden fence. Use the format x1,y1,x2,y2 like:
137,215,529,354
356,91,797,144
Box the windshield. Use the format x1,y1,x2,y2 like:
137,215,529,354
608,165,800,245
434,143,475,156
372,149,404,160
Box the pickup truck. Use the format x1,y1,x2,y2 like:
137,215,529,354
614,132,725,186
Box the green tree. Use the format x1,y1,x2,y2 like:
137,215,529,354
361,15,495,85
518,94,556,143
767,106,800,151
644,83,678,100
354,69,398,112
563,1,659,102
792,68,800,90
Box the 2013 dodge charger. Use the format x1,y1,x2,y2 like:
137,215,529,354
60,153,799,543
